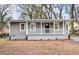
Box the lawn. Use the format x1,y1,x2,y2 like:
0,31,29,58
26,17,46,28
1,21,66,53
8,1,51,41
0,39,79,55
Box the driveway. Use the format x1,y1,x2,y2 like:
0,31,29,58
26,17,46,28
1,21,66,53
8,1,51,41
0,39,79,55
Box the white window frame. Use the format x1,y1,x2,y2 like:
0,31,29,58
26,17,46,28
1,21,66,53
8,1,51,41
30,23,36,31
20,23,25,31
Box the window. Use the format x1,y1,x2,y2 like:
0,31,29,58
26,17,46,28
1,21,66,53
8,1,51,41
55,22,59,30
20,23,25,31
30,23,36,31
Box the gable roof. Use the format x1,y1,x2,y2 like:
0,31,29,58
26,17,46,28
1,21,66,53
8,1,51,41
27,19,70,22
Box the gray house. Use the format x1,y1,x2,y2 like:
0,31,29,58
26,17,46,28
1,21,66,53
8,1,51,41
9,19,78,40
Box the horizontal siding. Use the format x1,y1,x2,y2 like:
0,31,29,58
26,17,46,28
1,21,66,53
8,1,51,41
10,21,68,40
10,22,26,39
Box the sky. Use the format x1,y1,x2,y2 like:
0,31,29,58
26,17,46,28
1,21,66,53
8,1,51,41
10,5,21,20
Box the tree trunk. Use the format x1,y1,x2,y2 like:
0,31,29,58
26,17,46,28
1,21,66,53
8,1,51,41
0,27,3,38
71,20,75,34
59,5,63,19
70,4,75,35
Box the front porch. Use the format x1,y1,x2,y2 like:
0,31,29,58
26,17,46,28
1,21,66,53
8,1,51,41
26,20,69,36
26,20,69,40
10,19,70,40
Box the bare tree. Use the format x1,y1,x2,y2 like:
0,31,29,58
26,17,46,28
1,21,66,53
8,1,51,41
19,4,78,20
0,4,11,37
19,4,35,19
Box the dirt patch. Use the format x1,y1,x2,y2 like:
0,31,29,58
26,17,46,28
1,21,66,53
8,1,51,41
0,40,79,55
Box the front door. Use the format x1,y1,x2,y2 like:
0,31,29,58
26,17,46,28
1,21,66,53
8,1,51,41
45,23,49,33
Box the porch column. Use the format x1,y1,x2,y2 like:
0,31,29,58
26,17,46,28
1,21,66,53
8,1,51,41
26,22,28,36
63,21,65,34
41,22,42,35
53,22,55,34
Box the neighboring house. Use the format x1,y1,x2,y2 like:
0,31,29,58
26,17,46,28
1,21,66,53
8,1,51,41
0,27,9,34
9,19,79,40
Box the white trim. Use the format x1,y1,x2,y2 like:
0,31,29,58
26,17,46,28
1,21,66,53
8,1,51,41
30,23,36,31
63,21,65,34
20,23,25,31
26,22,28,35
41,22,42,35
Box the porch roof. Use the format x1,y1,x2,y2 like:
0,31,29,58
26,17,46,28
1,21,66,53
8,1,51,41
26,19,70,22
10,20,26,22
10,19,73,23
